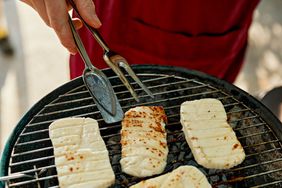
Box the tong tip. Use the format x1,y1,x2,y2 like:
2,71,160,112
132,93,140,102
144,88,154,99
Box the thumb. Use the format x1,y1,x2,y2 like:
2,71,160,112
73,0,101,28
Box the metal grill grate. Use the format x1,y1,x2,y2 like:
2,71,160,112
3,68,282,188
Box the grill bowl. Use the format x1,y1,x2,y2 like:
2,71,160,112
1,65,282,188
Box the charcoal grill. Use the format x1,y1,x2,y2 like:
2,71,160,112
1,65,282,188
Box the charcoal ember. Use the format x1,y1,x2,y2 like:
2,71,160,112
107,139,119,145
112,165,121,173
216,185,232,188
208,168,223,175
119,174,129,187
109,149,121,156
180,140,188,150
184,150,193,160
170,144,179,152
129,176,141,183
166,153,176,164
109,183,121,188
184,160,198,167
111,154,121,164
221,174,228,182
165,161,177,172
227,106,245,129
210,175,220,182
177,151,186,161
107,135,121,143
176,132,185,140
208,169,227,185
172,161,183,169
167,134,177,143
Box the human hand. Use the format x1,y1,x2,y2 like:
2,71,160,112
21,0,102,54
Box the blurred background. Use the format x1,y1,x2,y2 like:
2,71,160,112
0,0,281,150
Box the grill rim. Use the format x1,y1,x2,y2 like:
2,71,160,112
1,64,282,187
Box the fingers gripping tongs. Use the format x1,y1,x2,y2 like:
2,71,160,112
68,0,154,123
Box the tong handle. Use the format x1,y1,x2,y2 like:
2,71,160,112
68,15,118,117
68,16,94,70
68,0,109,52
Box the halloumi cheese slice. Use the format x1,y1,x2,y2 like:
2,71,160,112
180,98,245,169
130,165,211,188
49,117,115,188
120,106,168,177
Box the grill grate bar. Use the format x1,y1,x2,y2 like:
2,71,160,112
12,147,53,157
16,138,50,147
14,121,274,153
25,89,234,130
229,115,259,123
20,90,227,137
10,146,282,177
10,156,54,167
235,123,266,131
41,79,201,110
214,168,282,187
166,114,260,127
7,165,56,176
224,102,240,107
121,90,221,110
20,129,49,137
237,130,272,139
33,82,208,119
11,138,281,167
27,99,246,133
25,120,56,128
226,108,253,114
165,134,280,150
162,107,251,120
250,180,282,188
7,167,282,187
230,158,282,172
243,140,280,149
245,148,282,158
8,175,58,187
25,85,216,128
44,74,171,107
243,168,282,181
55,75,174,98
35,104,96,118
37,83,211,118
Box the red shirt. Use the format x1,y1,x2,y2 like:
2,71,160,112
70,0,259,83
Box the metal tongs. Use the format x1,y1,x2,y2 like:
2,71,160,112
68,0,154,101
68,6,123,123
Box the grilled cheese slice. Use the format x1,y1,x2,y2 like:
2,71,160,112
120,106,168,177
130,165,211,188
180,99,245,169
49,117,115,188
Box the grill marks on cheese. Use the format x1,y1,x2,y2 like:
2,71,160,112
120,106,168,177
180,99,245,169
49,118,115,188
130,165,211,188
